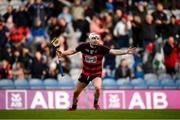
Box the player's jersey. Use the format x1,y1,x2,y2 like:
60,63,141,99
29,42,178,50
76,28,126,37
76,42,110,76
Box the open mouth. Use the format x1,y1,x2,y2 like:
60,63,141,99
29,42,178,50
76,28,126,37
93,41,99,45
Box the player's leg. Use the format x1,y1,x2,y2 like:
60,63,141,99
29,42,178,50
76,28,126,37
69,81,87,110
91,77,102,110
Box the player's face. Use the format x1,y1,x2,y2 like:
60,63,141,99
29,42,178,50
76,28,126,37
90,36,101,46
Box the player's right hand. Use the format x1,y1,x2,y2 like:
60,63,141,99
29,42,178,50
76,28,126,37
56,50,63,57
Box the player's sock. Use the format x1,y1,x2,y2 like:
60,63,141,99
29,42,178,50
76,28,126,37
72,104,77,110
94,98,100,110
94,98,98,105
68,104,77,111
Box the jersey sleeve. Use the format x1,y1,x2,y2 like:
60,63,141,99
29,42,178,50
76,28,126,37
76,43,86,52
100,45,110,55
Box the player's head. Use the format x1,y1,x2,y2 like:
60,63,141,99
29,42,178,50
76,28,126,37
88,33,101,46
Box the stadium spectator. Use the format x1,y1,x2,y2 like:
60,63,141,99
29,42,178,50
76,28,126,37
45,61,58,79
153,0,177,10
36,42,51,64
105,0,114,13
25,0,35,9
102,32,119,70
78,16,90,42
133,64,144,79
21,47,33,71
132,1,147,23
0,19,9,50
167,15,180,41
113,8,123,26
30,18,46,52
142,14,156,48
13,49,22,63
113,14,132,48
10,61,25,80
60,0,85,31
47,16,61,40
61,56,71,75
13,4,30,28
9,26,30,47
28,0,48,26
131,15,143,47
3,5,15,30
46,1,57,18
113,0,127,12
58,17,75,48
90,15,109,35
133,49,143,69
92,0,105,13
163,36,179,76
30,51,47,79
2,44,14,65
30,18,46,38
58,6,72,23
0,59,10,79
142,42,155,73
103,65,114,79
100,11,113,33
115,58,131,80
152,2,168,38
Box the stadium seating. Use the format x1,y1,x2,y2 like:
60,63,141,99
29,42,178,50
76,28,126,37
146,79,161,89
175,79,180,88
175,73,180,80
116,78,129,86
144,73,158,81
102,78,117,89
158,73,172,81
160,79,177,89
58,73,73,81
0,79,15,89
130,78,147,89
116,78,133,89
14,79,29,89
44,78,59,89
118,84,134,89
58,79,75,89
1,77,180,89
29,78,44,89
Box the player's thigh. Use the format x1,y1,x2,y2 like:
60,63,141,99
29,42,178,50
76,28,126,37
74,81,87,93
91,77,102,89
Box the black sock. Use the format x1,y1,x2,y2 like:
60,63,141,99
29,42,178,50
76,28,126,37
72,104,77,109
94,99,98,105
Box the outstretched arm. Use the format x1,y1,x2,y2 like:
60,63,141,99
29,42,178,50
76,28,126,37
56,48,77,57
109,47,136,55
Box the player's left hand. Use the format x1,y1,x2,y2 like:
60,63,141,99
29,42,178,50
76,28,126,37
127,47,136,54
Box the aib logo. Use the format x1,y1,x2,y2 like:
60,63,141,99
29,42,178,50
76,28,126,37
108,94,120,108
103,90,125,109
6,90,27,109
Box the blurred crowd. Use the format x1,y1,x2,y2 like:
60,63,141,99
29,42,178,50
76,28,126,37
0,0,179,81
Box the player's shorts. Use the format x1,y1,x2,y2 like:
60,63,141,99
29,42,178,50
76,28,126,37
78,73,101,85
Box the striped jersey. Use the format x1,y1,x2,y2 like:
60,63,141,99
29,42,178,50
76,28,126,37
76,42,110,76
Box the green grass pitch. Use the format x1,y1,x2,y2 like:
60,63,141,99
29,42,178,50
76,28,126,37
0,109,180,119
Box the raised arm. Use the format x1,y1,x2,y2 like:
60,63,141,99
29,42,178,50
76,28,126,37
56,48,77,57
109,47,136,55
